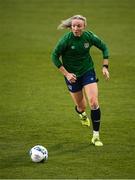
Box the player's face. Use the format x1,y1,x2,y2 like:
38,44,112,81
71,19,85,37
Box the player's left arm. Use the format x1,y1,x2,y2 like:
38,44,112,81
102,59,109,80
92,33,110,80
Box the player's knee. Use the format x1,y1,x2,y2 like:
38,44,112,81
90,97,99,109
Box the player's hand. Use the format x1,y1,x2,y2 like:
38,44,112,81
66,73,77,83
102,67,109,80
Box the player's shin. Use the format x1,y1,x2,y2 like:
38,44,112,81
91,107,103,146
91,107,101,132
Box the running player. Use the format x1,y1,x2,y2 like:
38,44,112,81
51,15,109,146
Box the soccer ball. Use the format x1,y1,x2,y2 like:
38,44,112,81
29,145,48,163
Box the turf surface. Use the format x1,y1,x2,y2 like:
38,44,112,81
0,0,135,179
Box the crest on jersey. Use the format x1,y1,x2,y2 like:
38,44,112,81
84,43,89,48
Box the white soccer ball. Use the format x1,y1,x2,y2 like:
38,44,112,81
29,145,48,163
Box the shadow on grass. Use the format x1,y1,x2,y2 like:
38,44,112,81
49,142,95,156
0,151,43,169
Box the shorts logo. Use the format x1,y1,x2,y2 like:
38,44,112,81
68,85,72,90
90,77,94,81
84,43,89,48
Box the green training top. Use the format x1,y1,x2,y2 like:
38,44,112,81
51,31,109,77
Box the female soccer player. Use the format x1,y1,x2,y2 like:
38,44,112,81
51,15,109,146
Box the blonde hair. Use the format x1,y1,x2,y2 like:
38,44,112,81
57,15,87,30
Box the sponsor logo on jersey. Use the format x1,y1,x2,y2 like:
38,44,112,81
84,43,89,48
71,45,75,49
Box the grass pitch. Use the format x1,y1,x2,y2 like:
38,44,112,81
0,0,135,179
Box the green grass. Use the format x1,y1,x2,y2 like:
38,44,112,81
0,0,135,179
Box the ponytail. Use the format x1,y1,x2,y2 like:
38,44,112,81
57,15,87,30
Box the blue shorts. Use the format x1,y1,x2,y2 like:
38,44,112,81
65,70,98,92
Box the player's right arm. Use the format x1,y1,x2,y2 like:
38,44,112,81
51,36,76,83
59,66,77,83
51,37,65,69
